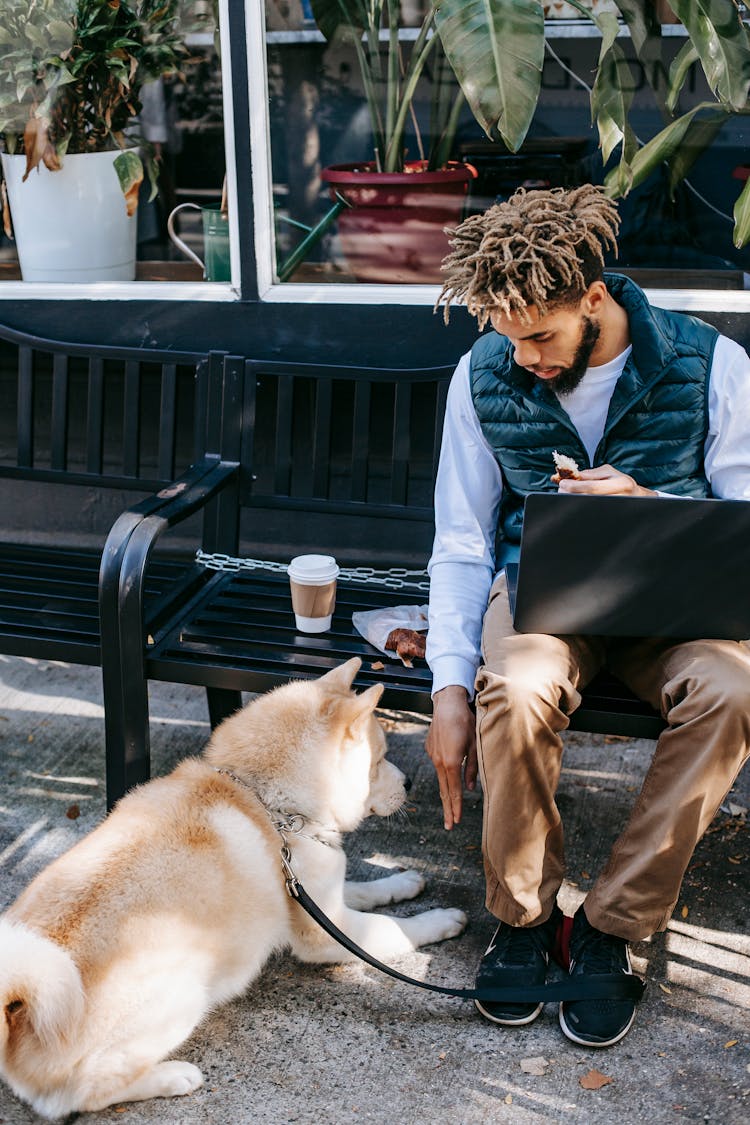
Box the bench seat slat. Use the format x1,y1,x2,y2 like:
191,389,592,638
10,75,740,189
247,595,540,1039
0,614,99,637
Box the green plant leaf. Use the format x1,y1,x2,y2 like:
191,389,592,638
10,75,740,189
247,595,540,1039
113,148,143,215
733,174,750,248
566,1,637,188
612,0,669,117
667,0,750,111
666,39,699,114
611,0,660,57
309,0,369,42
24,24,53,49
604,100,724,196
434,0,544,151
590,9,631,164
47,19,76,48
667,107,729,192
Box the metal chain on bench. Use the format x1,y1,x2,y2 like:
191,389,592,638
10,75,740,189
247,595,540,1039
195,550,430,592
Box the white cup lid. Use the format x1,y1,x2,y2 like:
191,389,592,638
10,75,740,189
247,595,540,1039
287,554,340,584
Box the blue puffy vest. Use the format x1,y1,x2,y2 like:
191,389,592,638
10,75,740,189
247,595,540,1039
470,274,717,559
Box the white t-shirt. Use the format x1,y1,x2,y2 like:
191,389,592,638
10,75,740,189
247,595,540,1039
557,346,630,462
427,334,750,697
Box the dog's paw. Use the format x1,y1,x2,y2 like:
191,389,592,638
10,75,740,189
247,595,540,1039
389,869,425,902
433,907,468,939
407,907,468,947
157,1061,204,1097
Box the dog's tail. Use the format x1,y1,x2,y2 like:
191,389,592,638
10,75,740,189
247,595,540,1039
0,919,84,1056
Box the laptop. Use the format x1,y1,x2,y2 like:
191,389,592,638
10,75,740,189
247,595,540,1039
505,492,750,639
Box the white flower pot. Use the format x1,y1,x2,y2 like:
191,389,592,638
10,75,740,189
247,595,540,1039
1,149,137,282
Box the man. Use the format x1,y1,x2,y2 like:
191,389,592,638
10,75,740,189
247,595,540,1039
426,184,750,1047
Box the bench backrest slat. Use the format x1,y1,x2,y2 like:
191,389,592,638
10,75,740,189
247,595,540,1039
312,377,332,498
240,360,257,474
51,353,69,471
157,363,178,480
273,375,294,496
86,357,105,474
17,346,33,468
122,361,141,477
350,380,371,503
391,381,412,506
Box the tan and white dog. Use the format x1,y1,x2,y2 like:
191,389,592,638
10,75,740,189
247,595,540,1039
0,658,466,1119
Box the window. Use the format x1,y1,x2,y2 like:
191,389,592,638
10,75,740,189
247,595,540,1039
0,0,235,298
257,1,750,310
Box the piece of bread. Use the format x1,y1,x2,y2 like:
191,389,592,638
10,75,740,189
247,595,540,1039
552,449,581,481
385,628,427,666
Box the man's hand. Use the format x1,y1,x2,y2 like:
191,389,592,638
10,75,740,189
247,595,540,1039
555,464,655,497
425,685,477,830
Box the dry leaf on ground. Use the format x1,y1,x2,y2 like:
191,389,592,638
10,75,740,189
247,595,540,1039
66,804,80,820
579,1069,613,1090
520,1056,549,1075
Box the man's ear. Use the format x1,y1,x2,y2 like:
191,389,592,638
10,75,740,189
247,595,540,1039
581,280,607,316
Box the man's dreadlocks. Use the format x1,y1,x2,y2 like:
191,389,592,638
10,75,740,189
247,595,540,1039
436,184,621,329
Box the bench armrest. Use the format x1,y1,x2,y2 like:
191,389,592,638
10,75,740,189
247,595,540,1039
99,456,239,665
99,455,226,612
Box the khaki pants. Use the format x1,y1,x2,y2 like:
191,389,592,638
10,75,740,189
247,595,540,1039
476,573,750,942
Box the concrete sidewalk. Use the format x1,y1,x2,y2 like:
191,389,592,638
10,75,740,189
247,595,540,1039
0,653,747,1125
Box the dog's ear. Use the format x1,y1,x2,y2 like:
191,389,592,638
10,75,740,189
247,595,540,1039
319,657,361,691
344,682,384,735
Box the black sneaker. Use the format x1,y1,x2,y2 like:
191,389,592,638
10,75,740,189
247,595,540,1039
474,906,563,1026
559,905,638,1047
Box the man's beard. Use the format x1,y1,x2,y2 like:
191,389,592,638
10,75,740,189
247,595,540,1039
544,315,601,396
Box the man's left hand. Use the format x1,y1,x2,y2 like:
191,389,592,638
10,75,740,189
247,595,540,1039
556,464,655,497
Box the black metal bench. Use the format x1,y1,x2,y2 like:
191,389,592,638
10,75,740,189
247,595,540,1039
0,326,665,808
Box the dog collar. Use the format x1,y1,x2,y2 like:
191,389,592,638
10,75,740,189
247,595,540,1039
208,765,337,848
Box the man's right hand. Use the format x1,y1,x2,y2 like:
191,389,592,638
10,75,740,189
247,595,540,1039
425,685,477,831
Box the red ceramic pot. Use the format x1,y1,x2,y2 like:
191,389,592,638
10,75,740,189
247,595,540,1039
320,160,477,284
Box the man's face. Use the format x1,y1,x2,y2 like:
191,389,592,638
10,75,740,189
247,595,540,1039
489,302,601,396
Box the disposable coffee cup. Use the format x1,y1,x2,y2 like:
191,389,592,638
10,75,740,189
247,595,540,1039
287,554,340,633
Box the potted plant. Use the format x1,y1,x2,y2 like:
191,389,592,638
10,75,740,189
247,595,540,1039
0,0,184,282
311,0,750,283
311,0,483,282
